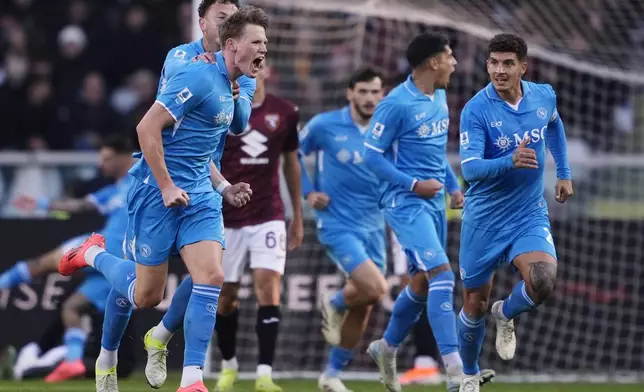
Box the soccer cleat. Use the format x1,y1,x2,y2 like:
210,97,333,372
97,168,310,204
366,339,400,392
58,233,105,276
255,375,282,392
95,361,119,392
13,342,40,380
144,328,169,389
177,381,209,392
44,359,86,382
399,365,441,385
319,293,344,346
445,363,464,392
214,368,238,392
459,375,481,392
492,301,517,360
318,373,354,392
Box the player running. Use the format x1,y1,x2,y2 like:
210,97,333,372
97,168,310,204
456,34,572,392
144,59,304,392
58,7,269,392
362,33,467,392
298,68,387,392
3,135,135,383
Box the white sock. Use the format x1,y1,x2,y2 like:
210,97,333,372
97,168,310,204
257,364,272,377
180,366,203,387
150,322,174,344
492,301,510,322
415,355,438,369
442,352,463,373
222,357,239,371
96,348,118,372
84,246,105,268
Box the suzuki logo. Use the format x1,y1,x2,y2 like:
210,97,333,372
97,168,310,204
241,130,268,158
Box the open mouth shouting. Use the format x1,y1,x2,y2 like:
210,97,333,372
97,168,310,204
252,56,265,73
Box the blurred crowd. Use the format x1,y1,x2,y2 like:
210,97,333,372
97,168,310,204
1,0,643,154
0,0,193,151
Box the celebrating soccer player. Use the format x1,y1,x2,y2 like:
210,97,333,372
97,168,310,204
298,68,387,392
145,59,304,392
58,7,268,392
456,33,572,392
362,33,466,392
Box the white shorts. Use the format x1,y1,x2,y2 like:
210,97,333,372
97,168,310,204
223,220,287,282
390,230,408,276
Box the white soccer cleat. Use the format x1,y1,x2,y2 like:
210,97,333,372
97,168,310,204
459,375,481,392
13,342,40,380
366,339,400,392
492,300,517,360
95,364,119,392
318,373,353,392
319,293,344,346
445,362,464,392
143,328,168,389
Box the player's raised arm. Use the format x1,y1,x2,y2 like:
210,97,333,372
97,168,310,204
363,100,417,191
459,105,535,182
229,76,257,134
137,68,207,206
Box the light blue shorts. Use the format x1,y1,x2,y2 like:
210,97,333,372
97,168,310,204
318,228,386,276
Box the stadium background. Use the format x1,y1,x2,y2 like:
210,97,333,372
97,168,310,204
0,0,643,384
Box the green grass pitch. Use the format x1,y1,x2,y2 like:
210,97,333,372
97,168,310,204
0,375,641,392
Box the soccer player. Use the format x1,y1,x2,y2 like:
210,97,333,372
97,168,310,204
3,135,135,382
362,33,466,392
144,59,304,392
456,33,572,392
92,2,254,390
58,7,269,392
298,68,387,392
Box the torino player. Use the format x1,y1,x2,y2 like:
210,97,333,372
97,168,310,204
147,60,304,392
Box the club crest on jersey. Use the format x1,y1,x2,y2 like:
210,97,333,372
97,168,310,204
174,49,186,59
536,107,547,120
494,134,512,151
264,114,281,131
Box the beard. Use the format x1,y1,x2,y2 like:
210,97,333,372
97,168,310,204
354,104,375,122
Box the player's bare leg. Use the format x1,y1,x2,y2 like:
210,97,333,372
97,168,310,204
492,252,557,360
252,268,283,392
321,261,386,345
179,240,225,391
213,283,241,392
44,292,91,383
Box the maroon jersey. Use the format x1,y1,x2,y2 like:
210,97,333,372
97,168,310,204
221,94,299,228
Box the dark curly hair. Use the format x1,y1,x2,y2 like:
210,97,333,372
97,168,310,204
488,33,528,61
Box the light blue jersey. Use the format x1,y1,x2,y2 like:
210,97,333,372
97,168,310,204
458,80,571,288
299,107,386,274
364,75,451,212
126,51,238,264
129,51,235,194
363,75,455,272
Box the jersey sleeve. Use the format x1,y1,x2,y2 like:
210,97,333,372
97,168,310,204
364,100,404,153
544,85,571,179
229,76,256,135
298,114,324,156
86,185,117,215
155,66,211,122
459,103,487,164
162,47,191,78
282,106,300,152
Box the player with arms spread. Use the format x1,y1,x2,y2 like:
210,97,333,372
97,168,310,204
300,68,388,392
457,34,572,392
144,59,304,392
362,33,467,392
58,7,269,392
